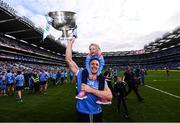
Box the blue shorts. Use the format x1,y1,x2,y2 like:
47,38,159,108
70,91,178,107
40,81,47,85
16,86,24,91
1,84,6,90
7,83,14,86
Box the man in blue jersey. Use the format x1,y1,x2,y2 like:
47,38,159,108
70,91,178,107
39,69,49,95
69,71,74,83
65,38,113,122
15,71,24,102
60,69,65,85
50,70,57,86
5,70,15,96
0,71,7,96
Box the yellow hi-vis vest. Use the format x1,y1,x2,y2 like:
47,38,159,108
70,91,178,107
32,75,39,83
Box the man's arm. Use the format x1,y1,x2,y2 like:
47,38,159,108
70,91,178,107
81,83,113,100
65,38,78,74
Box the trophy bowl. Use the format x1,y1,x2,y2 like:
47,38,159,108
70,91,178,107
48,11,76,38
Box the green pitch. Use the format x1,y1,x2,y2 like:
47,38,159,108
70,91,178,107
0,70,180,122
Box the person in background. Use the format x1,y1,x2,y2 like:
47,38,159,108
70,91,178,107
39,69,49,95
60,69,65,85
69,71,74,83
15,71,24,102
5,70,15,96
104,68,114,96
123,66,144,102
32,70,40,93
0,72,3,96
140,68,145,86
0,71,7,96
56,70,61,85
114,76,129,119
166,67,170,77
28,72,34,94
64,69,68,83
29,70,40,94
50,70,57,86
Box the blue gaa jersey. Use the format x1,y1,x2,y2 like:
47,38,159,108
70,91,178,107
61,72,65,78
39,72,48,81
15,74,24,87
6,73,15,84
51,73,57,80
0,77,2,88
76,69,102,114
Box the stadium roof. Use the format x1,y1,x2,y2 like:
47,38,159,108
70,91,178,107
0,1,66,54
1,0,179,57
144,28,180,53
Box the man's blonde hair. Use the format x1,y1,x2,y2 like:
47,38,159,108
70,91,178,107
89,43,101,52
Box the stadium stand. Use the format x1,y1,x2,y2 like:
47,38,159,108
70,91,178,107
0,0,67,68
0,0,179,70
73,29,180,70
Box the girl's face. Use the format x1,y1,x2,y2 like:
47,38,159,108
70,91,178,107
89,45,97,54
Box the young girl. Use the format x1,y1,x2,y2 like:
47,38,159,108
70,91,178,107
76,43,111,104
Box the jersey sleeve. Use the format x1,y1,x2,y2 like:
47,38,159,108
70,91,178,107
97,55,105,75
85,54,92,74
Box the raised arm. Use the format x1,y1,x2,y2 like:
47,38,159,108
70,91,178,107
85,54,91,74
97,55,105,75
65,38,78,74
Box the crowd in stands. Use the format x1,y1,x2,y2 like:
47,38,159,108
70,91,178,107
103,45,180,70
0,34,66,66
0,35,64,60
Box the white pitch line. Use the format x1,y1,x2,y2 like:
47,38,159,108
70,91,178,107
145,85,180,99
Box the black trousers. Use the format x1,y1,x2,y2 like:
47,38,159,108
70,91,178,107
34,83,40,93
126,82,143,101
117,96,128,115
77,111,102,122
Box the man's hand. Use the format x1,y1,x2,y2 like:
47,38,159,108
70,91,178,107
81,83,113,100
67,37,75,45
81,83,93,93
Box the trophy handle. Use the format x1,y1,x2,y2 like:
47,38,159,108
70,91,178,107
72,25,77,38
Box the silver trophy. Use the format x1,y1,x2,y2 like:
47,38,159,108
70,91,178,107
48,11,77,40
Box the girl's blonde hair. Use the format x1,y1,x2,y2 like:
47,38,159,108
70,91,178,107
89,43,101,52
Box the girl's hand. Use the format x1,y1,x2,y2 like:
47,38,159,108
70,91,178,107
89,74,97,80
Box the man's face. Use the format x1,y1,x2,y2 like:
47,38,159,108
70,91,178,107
90,59,99,74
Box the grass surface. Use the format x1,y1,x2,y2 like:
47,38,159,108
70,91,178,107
0,70,180,122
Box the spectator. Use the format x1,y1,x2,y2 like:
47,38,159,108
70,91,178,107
15,71,24,102
114,76,129,119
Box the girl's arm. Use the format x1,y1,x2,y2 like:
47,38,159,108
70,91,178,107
85,54,92,74
97,55,105,75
